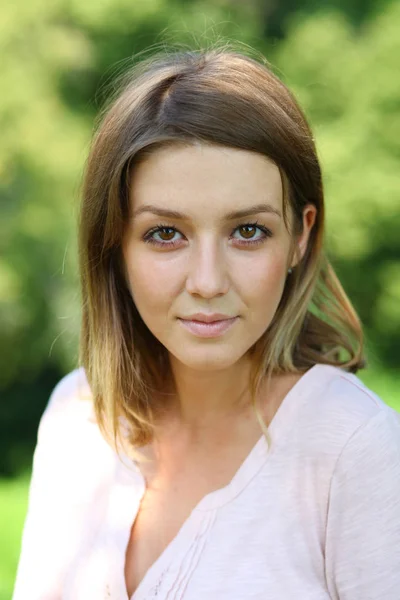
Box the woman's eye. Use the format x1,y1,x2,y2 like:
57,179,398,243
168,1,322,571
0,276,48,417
146,226,182,244
142,225,184,247
232,224,269,243
143,222,272,248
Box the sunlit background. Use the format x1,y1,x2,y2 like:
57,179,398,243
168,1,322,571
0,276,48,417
1,0,399,596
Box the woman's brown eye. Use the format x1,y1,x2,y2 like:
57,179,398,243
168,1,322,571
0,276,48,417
239,225,256,239
159,228,175,240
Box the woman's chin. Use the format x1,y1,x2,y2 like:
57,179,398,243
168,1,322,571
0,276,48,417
168,345,248,373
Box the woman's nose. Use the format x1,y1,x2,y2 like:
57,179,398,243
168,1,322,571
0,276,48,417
185,238,230,298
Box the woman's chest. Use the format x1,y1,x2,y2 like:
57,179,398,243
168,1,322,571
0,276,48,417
64,459,331,600
124,470,229,598
124,431,267,596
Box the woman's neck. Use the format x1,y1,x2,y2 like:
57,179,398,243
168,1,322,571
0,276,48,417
162,354,255,429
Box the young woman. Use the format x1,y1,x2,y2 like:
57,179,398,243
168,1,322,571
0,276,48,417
13,46,400,599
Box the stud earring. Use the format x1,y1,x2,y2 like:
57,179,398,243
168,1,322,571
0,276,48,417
288,267,293,274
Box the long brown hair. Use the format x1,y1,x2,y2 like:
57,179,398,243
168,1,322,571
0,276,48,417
79,43,365,452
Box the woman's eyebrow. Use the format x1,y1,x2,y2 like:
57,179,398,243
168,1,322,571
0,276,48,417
132,203,282,220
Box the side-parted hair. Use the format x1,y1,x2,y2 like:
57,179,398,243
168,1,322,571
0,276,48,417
79,43,365,452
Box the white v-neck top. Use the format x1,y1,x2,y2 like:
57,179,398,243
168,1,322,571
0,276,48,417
12,364,400,600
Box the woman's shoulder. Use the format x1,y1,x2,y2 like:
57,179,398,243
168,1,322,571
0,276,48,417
297,363,400,454
37,368,106,453
314,363,396,416
41,367,93,424
32,368,118,485
46,367,92,411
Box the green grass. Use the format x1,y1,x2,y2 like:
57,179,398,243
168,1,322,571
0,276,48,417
1,368,397,599
0,473,30,600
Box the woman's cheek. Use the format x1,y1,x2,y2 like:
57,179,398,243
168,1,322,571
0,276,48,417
246,250,287,295
125,250,178,307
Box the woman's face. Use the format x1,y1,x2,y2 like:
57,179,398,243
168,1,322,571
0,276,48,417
122,143,315,372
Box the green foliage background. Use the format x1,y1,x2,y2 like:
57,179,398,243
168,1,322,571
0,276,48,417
1,0,399,594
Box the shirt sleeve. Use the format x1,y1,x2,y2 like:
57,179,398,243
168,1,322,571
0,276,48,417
325,407,400,600
12,371,115,600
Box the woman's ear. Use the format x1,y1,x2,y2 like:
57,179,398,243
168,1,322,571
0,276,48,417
291,204,317,267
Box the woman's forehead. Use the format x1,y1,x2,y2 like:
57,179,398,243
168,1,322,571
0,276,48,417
129,143,284,220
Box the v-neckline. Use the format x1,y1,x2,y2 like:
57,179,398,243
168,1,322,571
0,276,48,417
113,363,325,600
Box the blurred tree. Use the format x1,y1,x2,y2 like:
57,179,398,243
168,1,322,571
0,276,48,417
1,0,399,474
259,0,393,38
0,0,92,473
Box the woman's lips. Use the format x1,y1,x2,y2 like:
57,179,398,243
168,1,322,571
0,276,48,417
177,317,238,338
